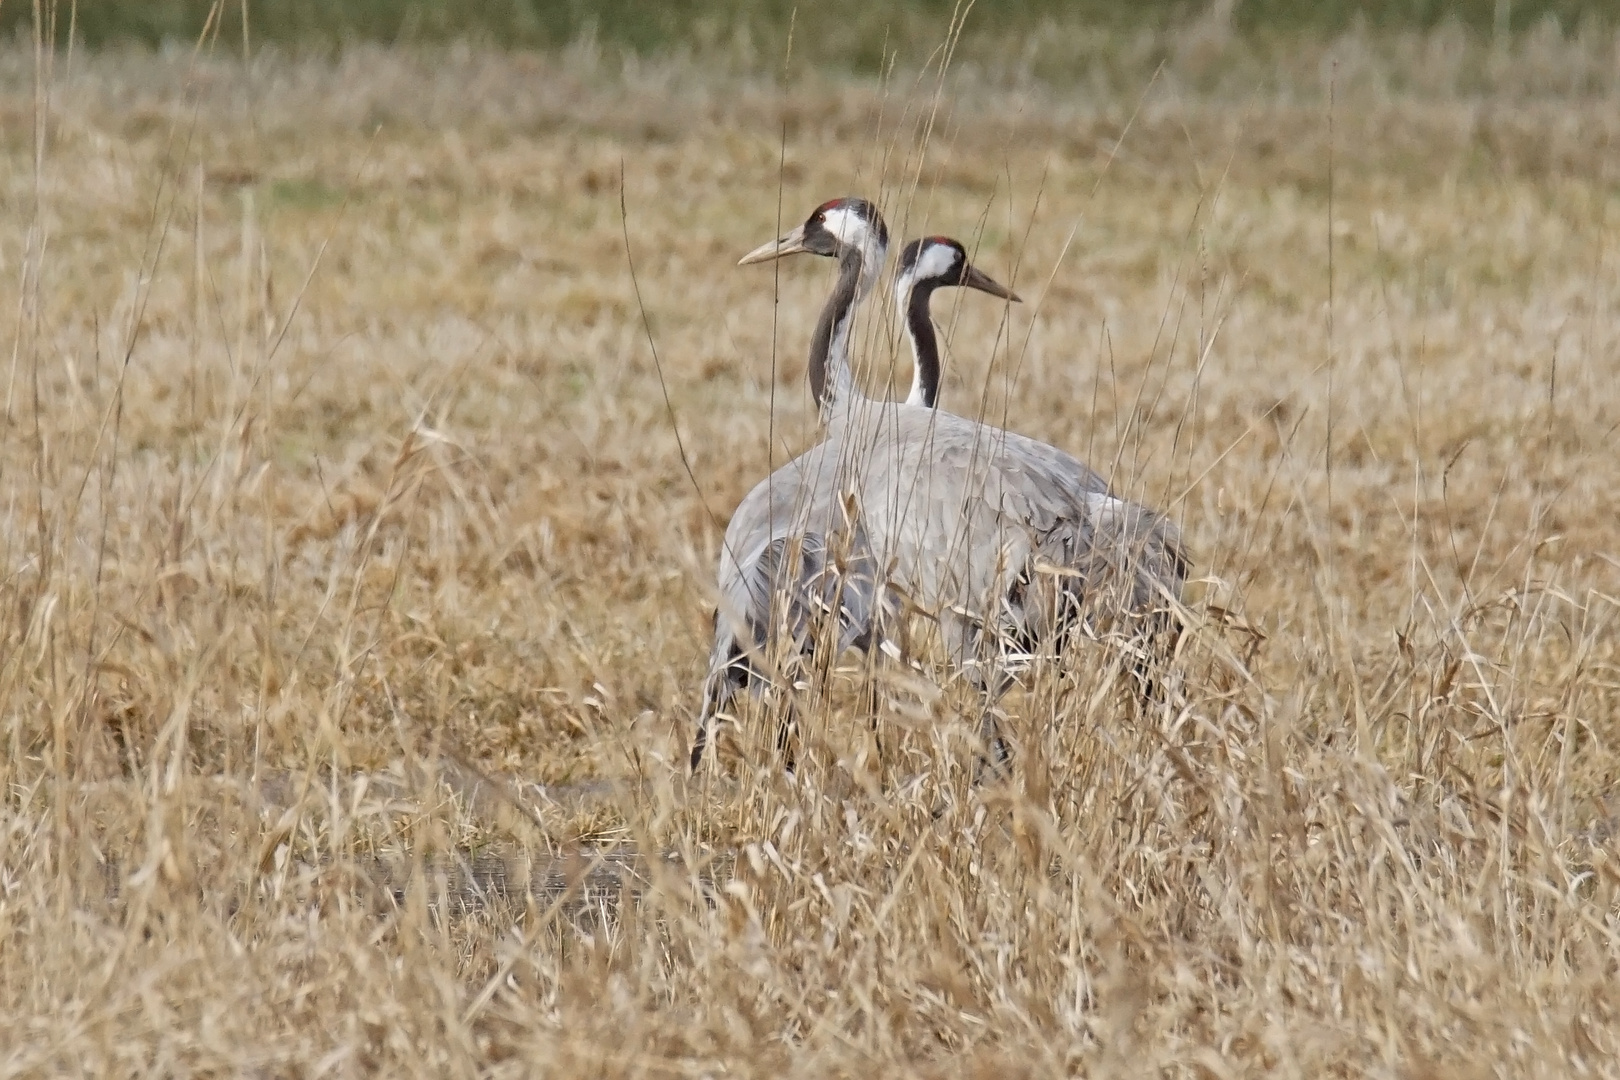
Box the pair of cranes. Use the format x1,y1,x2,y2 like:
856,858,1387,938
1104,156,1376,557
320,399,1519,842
690,197,1187,771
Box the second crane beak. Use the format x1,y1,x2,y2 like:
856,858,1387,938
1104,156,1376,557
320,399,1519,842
963,265,1021,303
738,224,810,266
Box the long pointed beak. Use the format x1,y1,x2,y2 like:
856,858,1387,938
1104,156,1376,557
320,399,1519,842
963,264,1021,303
738,224,810,266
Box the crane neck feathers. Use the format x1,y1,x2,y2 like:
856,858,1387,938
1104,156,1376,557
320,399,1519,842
899,278,942,408
807,231,886,419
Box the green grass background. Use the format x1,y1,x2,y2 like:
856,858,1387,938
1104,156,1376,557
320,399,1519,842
11,0,1614,68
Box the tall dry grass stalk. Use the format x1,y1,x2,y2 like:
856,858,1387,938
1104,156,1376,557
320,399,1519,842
1,27,1619,1076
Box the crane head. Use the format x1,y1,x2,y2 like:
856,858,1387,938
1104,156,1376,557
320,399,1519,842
738,197,889,267
897,236,1021,303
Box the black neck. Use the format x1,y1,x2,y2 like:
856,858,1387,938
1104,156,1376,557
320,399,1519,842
905,281,942,408
808,245,863,414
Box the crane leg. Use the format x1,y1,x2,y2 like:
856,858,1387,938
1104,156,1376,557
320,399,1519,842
689,722,709,772
865,677,884,761
690,699,728,772
970,663,1016,783
774,693,801,775
1125,612,1181,714
691,679,802,775
972,706,1011,785
691,647,749,771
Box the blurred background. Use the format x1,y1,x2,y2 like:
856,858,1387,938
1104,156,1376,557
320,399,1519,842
10,0,1611,66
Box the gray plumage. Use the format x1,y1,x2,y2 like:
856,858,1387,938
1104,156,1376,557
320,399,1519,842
691,205,1185,769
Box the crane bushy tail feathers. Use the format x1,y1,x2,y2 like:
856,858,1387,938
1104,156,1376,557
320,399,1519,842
972,494,1187,698
939,492,1186,717
690,498,1186,772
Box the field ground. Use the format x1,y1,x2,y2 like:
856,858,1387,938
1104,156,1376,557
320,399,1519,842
3,29,1620,1076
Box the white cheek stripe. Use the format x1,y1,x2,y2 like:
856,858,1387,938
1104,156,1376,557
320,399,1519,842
914,243,959,282
822,206,864,246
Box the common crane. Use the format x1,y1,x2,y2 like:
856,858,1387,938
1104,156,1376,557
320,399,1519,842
691,200,1187,771
896,234,1020,407
691,197,896,770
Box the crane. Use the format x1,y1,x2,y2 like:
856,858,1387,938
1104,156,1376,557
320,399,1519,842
691,197,895,770
691,200,1186,771
895,234,1019,407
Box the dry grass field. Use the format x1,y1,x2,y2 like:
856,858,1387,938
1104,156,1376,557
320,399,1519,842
4,25,1620,1076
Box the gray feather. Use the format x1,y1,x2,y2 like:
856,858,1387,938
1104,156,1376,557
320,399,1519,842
699,398,1186,727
